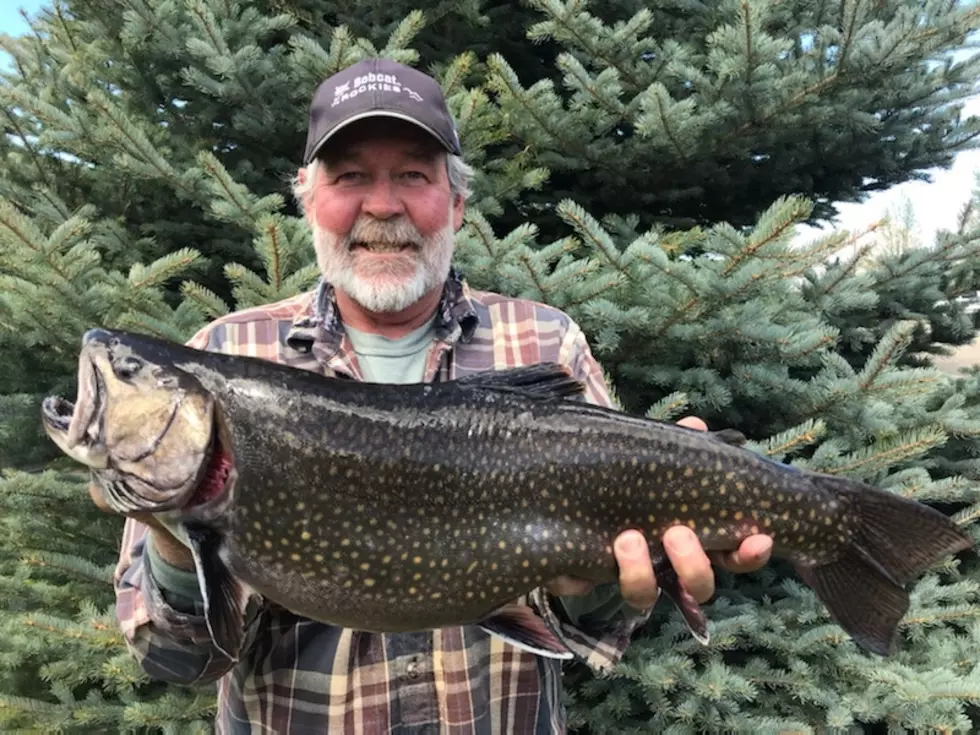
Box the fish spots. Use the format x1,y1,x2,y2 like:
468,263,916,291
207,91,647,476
413,556,423,565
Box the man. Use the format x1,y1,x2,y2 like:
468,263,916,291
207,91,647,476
98,59,772,733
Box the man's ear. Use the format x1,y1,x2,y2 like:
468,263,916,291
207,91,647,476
298,166,315,221
452,193,465,231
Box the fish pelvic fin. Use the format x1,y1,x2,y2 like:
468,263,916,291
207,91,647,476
797,475,974,656
456,363,585,400
652,552,710,645
479,603,574,660
183,523,246,662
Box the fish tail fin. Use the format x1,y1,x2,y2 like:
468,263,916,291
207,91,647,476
183,524,248,662
797,475,974,656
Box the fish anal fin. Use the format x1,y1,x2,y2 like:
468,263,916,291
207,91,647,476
184,523,245,662
653,552,710,644
479,603,574,660
456,364,585,400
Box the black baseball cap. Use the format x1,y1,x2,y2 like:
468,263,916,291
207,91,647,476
303,58,462,164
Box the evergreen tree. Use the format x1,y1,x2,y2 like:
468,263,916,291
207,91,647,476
2,0,980,731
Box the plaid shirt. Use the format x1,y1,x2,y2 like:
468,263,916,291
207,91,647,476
114,270,649,734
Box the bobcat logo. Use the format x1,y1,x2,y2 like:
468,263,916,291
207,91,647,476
330,73,413,108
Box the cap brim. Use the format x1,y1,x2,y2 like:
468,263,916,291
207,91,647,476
306,111,459,162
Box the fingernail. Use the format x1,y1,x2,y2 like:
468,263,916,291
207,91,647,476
616,532,644,556
665,526,696,556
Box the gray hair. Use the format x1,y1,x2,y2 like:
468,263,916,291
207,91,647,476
292,153,474,217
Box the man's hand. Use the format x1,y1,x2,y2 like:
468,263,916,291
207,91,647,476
547,416,774,610
88,480,196,570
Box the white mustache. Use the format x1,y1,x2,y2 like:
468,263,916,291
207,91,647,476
344,216,423,248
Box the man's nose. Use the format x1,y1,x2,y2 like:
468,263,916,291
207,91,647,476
361,179,405,219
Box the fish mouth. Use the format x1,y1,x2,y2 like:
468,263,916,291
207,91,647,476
41,395,78,433
40,356,107,468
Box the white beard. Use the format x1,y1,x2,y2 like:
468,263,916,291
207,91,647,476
312,204,456,314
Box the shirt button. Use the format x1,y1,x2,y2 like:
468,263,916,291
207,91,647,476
406,657,420,678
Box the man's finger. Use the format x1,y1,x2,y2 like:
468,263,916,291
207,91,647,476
662,525,715,603
614,530,658,610
676,415,708,432
88,481,113,514
546,575,594,597
710,534,773,573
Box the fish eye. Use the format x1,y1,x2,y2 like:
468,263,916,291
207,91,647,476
114,356,144,380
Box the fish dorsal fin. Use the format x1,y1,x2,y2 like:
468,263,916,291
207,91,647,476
455,363,586,400
709,428,747,447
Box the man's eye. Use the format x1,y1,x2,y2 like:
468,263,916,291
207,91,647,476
336,171,364,182
401,171,427,181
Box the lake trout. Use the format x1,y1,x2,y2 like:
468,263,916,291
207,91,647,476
41,328,973,662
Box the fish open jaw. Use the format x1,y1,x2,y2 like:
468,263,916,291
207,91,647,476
41,396,75,432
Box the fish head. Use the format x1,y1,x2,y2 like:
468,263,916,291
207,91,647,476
41,328,217,514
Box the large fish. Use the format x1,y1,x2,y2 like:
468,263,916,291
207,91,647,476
41,328,973,662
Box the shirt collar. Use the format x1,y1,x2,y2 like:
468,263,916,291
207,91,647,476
284,267,479,356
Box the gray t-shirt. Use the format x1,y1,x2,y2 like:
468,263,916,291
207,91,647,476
343,317,435,384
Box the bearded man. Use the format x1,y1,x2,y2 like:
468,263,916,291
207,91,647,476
99,59,772,734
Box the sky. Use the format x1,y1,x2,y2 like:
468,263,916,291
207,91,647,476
1,1,978,249
0,1,45,42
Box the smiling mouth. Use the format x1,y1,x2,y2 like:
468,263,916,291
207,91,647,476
353,241,418,253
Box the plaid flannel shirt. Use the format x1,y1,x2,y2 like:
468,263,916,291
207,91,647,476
114,270,650,734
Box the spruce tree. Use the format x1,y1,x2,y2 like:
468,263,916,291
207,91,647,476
2,0,980,731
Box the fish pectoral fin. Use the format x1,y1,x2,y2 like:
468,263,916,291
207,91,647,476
455,364,585,400
183,523,245,662
652,552,710,645
479,603,574,660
